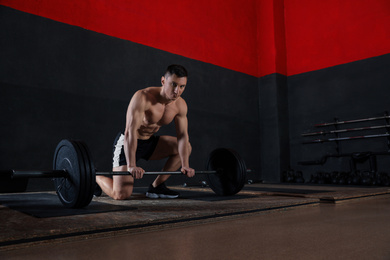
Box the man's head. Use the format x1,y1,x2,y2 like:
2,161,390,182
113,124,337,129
161,64,188,101
164,64,188,78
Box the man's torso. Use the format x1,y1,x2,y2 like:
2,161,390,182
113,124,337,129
137,87,182,139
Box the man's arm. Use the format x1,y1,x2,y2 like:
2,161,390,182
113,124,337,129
174,99,195,177
124,90,146,179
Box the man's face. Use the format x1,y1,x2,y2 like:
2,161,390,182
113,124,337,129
161,74,187,101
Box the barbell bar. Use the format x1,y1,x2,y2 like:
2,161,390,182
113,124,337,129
2,170,67,179
1,139,250,208
303,133,390,144
3,170,221,178
302,124,390,137
314,114,390,127
96,170,222,176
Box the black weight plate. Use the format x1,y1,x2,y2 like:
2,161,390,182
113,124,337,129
71,141,89,208
74,140,96,208
53,139,91,208
206,148,247,196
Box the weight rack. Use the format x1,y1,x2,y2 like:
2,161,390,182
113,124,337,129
299,111,390,175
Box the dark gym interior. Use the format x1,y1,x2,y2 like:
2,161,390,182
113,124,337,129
1,1,390,259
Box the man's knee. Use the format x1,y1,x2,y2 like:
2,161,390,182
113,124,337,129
112,188,132,200
112,175,134,200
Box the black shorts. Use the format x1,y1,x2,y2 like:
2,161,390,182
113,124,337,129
112,132,160,167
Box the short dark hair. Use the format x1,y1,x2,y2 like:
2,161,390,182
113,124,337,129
165,64,188,78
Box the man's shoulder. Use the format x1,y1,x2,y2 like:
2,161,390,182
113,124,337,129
174,97,188,114
137,86,159,95
176,97,187,106
134,87,160,101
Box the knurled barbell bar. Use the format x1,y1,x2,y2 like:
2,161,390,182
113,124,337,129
1,139,250,208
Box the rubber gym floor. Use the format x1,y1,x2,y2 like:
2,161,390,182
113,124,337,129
1,183,390,259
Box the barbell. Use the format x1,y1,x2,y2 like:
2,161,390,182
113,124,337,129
1,139,249,208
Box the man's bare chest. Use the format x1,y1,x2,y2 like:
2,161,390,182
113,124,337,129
144,104,177,126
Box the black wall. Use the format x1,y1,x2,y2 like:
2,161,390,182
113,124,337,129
258,73,290,182
288,54,390,179
257,53,390,183
0,7,261,189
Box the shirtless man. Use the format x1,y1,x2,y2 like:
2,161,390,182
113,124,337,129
96,64,195,200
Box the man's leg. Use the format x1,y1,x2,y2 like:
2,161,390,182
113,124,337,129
96,132,134,200
96,166,134,200
148,135,192,187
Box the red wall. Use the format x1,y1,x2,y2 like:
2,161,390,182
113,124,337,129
1,0,390,77
284,0,390,76
257,0,287,77
0,0,258,76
